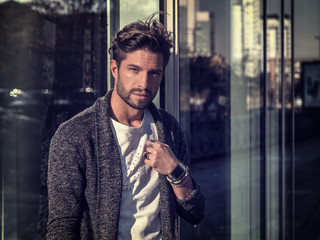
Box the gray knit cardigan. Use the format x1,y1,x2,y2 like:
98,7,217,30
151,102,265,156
47,90,205,240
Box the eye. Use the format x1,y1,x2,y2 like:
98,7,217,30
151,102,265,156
129,67,139,73
151,71,162,77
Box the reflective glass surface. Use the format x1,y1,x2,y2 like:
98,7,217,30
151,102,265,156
0,0,159,238
294,0,320,239
179,1,231,238
179,0,319,239
0,1,108,238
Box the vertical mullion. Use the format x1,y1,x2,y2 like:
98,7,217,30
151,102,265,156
106,0,119,91
164,0,180,121
1,145,3,240
261,0,267,239
106,0,111,91
163,1,180,238
280,0,286,239
290,0,295,239
159,0,166,110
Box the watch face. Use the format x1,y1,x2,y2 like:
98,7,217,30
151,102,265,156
171,164,185,180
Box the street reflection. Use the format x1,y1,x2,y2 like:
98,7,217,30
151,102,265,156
0,1,107,239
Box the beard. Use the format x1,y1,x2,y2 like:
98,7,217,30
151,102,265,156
116,76,155,110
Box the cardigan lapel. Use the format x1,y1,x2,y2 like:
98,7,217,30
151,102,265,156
95,90,122,239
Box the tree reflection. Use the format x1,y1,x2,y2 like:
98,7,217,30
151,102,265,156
30,0,107,15
188,53,230,160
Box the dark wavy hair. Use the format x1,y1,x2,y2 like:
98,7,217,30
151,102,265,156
108,13,173,68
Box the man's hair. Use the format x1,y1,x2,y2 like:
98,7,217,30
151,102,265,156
108,13,173,68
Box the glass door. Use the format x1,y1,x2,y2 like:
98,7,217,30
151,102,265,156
0,0,160,239
293,0,320,239
178,0,295,239
0,1,108,239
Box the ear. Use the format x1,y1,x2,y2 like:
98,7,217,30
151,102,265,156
110,60,118,79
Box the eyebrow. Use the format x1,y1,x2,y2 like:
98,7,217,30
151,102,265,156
128,64,163,73
128,64,141,69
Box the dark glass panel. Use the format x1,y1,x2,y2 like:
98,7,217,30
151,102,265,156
0,1,107,238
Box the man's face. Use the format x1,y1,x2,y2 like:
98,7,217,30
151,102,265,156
111,49,164,110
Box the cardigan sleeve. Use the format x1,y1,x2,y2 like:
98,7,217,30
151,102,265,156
46,123,87,240
174,123,206,225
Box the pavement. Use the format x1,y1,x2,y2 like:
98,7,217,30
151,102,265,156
180,136,320,240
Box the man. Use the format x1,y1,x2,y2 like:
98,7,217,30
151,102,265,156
47,14,205,240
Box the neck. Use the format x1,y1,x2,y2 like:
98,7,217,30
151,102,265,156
110,90,145,127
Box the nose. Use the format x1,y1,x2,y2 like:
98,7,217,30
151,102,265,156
138,72,149,89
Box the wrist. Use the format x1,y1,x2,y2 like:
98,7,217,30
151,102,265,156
166,162,189,187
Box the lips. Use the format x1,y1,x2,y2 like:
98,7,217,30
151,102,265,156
132,92,149,99
131,89,152,99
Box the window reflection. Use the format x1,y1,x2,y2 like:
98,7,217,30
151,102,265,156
179,0,231,239
1,0,161,238
294,2,320,239
179,0,279,239
0,0,107,238
189,55,229,159
180,0,319,239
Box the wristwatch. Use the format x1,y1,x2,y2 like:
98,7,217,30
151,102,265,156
167,162,188,182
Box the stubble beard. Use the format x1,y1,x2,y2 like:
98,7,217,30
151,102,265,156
116,76,154,110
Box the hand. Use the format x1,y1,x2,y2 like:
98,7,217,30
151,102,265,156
144,139,179,175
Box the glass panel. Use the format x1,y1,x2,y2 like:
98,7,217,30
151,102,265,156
294,0,320,239
1,0,160,238
179,0,231,239
284,0,294,238
178,0,292,239
108,0,160,106
119,0,158,29
266,1,282,239
230,0,263,239
0,1,108,238
120,0,160,108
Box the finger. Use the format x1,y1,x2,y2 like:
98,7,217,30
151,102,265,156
144,156,155,168
145,146,156,153
143,152,151,160
162,143,169,147
146,139,156,148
